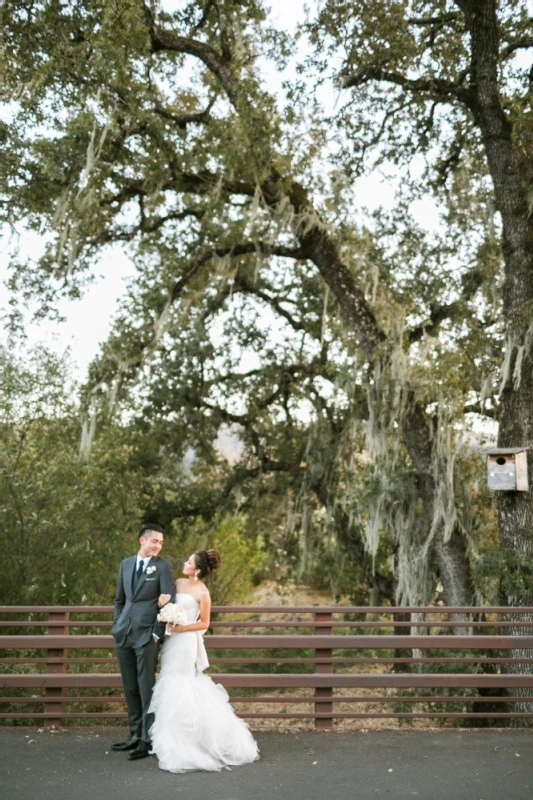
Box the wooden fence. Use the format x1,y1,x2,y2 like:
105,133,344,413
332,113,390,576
1,605,533,728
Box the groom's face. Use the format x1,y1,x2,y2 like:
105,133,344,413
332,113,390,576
139,531,164,559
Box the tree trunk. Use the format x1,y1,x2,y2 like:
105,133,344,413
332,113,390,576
458,0,533,714
402,401,474,625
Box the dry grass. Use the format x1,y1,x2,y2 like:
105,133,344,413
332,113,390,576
233,689,439,733
225,582,441,732
248,581,343,608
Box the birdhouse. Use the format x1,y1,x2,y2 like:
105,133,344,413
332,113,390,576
485,448,529,492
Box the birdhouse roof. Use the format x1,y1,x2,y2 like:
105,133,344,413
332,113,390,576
484,447,529,455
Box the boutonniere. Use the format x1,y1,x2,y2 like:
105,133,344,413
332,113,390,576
146,566,157,575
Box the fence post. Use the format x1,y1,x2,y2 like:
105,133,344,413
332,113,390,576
44,611,69,727
314,611,333,729
393,612,412,673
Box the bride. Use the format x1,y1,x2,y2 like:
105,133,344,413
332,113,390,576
149,548,259,773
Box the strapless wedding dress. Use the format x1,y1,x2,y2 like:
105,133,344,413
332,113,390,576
149,593,259,773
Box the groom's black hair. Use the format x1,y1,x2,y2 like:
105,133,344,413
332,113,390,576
138,523,164,538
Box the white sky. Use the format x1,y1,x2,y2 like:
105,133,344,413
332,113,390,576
0,1,308,376
0,0,473,378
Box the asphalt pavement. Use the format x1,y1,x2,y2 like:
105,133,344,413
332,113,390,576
1,726,532,800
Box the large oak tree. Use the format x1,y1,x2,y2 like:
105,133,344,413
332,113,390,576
2,2,530,625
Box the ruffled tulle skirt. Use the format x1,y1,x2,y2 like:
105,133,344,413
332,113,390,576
149,631,259,773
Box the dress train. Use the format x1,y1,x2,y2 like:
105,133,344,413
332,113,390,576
149,593,259,773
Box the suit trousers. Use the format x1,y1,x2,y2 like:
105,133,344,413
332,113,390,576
115,632,159,743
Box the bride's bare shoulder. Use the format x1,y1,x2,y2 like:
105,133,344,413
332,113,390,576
175,577,187,588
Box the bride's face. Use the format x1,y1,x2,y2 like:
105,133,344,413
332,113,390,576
183,554,197,577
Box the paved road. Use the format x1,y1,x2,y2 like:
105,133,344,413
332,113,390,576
1,727,532,800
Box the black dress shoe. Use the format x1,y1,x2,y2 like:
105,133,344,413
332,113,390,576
111,735,139,752
128,741,151,761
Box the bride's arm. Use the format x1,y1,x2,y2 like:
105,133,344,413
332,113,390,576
169,592,211,633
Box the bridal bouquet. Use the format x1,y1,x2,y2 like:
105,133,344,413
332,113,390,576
157,603,187,635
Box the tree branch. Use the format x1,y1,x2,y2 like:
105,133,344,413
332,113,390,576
194,0,217,31
200,399,264,454
214,0,232,63
153,94,218,129
208,358,335,388
407,265,484,345
166,168,387,354
500,36,533,60
463,401,498,419
433,133,465,186
193,355,334,454
88,208,204,248
127,240,309,365
102,164,385,354
231,273,308,332
278,179,388,354
143,3,239,107
407,13,461,26
341,66,476,110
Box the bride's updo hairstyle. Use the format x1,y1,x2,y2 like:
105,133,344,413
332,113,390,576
194,549,221,579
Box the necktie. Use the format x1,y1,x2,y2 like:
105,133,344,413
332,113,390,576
134,559,143,587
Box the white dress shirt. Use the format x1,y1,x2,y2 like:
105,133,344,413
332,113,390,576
136,554,150,572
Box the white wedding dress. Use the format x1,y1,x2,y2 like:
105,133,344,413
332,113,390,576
149,593,259,773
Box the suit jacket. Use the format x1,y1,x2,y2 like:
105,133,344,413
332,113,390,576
112,555,175,647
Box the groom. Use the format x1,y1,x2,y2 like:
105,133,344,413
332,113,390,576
111,523,174,761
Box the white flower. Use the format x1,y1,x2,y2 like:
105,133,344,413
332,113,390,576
157,603,188,634
146,566,157,575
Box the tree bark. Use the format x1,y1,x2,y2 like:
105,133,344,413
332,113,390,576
457,0,533,714
401,399,475,623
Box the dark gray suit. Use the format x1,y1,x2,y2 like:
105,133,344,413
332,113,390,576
112,555,174,743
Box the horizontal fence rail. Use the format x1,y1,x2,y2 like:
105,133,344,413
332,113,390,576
1,605,533,728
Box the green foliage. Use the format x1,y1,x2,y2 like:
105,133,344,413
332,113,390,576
0,344,160,603
2,0,532,614
475,546,533,603
169,514,266,606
